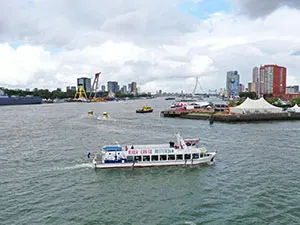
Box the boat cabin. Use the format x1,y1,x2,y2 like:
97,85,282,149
95,142,210,164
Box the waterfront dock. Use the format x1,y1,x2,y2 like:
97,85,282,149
160,110,300,122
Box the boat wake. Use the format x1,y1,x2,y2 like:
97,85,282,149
185,222,196,225
63,163,93,170
96,116,111,121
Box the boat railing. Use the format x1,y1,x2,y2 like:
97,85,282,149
121,144,208,153
123,144,170,150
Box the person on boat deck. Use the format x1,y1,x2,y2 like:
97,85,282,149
131,145,134,149
125,146,128,151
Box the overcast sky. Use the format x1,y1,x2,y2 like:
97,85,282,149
0,0,300,93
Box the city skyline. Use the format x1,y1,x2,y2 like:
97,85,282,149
0,1,300,93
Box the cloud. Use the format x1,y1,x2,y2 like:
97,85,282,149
0,0,198,49
291,50,300,56
1,0,300,93
0,44,58,88
234,0,300,18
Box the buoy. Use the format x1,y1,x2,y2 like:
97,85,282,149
102,112,108,118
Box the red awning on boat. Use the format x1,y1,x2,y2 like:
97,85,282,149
184,139,200,143
174,102,187,107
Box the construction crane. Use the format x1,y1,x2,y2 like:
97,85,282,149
89,72,106,102
89,72,101,99
73,86,88,101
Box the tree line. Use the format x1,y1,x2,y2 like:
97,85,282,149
1,88,151,99
230,91,300,107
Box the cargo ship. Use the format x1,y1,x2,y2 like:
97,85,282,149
0,90,43,105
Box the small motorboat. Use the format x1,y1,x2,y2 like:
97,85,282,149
88,111,94,115
136,106,153,113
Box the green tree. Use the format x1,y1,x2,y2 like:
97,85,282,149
239,92,257,99
228,99,245,107
66,90,76,98
290,98,300,105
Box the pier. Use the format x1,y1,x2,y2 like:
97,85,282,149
160,110,300,122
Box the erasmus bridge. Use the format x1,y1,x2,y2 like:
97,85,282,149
192,77,219,97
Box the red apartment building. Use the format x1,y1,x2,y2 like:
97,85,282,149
256,65,286,97
252,65,300,100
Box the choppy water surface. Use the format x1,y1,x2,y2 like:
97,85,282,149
1,98,300,225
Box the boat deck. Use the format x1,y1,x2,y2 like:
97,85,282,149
124,144,169,149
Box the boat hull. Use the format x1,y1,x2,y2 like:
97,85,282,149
136,109,153,113
0,97,43,105
93,155,215,169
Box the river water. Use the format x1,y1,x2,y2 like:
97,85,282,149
1,98,300,225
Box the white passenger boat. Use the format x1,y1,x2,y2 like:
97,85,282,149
92,133,216,169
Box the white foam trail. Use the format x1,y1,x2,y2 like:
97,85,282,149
64,163,93,170
185,222,196,225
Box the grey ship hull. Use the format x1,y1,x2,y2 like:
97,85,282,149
0,97,43,105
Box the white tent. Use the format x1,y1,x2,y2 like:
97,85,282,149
288,104,300,113
230,97,283,114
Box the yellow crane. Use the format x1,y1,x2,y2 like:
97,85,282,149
73,85,88,101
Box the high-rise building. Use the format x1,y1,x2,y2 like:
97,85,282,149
131,82,137,95
239,84,245,93
226,71,240,97
120,85,127,93
248,82,256,93
77,77,92,92
252,67,260,96
259,65,286,97
107,81,119,93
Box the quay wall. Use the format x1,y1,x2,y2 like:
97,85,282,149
161,110,300,122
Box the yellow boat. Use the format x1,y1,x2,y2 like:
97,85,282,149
136,106,153,113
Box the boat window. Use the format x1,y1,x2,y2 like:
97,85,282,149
192,143,196,146
143,155,150,161
200,153,204,158
186,142,191,146
151,155,159,161
184,154,191,160
127,156,134,162
176,155,183,160
160,155,167,161
134,156,141,161
192,153,199,159
168,155,175,160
